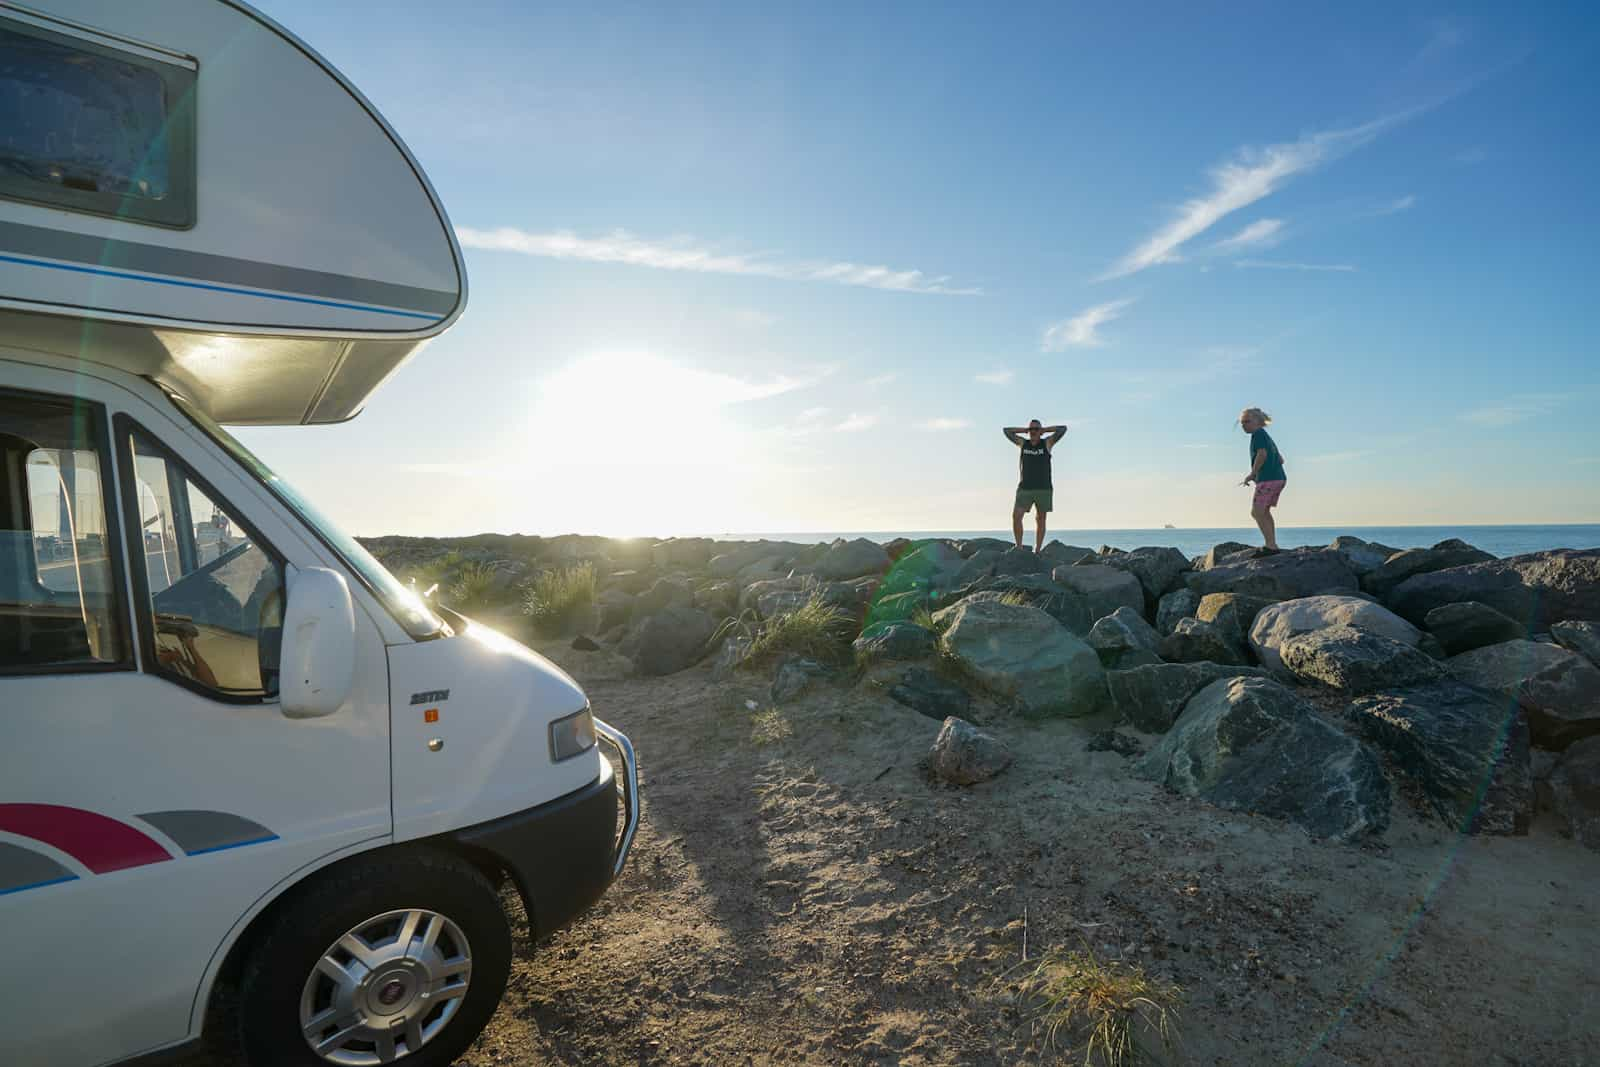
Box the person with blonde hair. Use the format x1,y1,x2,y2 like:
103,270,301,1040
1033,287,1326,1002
1238,407,1286,553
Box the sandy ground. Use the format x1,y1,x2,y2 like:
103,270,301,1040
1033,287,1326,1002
455,641,1600,1066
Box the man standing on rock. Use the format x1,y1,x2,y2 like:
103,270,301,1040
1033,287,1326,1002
1003,419,1067,552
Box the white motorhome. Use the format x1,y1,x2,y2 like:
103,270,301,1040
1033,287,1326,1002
0,3,638,1065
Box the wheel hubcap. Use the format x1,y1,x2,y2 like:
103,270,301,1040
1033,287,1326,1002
299,908,473,1065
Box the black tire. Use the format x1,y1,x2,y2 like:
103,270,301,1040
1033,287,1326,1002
235,848,511,1067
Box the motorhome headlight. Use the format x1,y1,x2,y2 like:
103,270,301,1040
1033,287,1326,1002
549,706,597,762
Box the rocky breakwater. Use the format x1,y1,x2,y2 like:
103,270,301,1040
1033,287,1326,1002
360,530,1600,849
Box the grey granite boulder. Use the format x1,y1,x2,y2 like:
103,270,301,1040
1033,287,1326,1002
1107,661,1268,733
1424,601,1526,656
1088,606,1163,667
961,575,1096,635
636,576,694,616
1105,546,1192,612
1160,617,1247,666
1551,620,1600,668
1279,626,1448,694
771,657,828,703
957,537,1013,558
1052,564,1146,624
1447,640,1600,749
1156,588,1202,636
953,549,1005,587
929,717,1012,785
992,545,1052,578
1385,549,1600,631
1196,592,1278,654
1040,542,1097,567
596,588,636,630
1249,595,1422,677
1348,681,1534,835
812,537,891,581
853,621,937,662
1551,737,1600,851
890,667,972,720
1328,535,1399,576
1362,539,1497,601
742,577,810,618
934,597,1105,717
1199,541,1255,571
630,604,717,676
1187,548,1359,602
1136,677,1391,842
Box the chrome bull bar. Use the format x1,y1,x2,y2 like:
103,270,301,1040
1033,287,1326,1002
592,717,639,880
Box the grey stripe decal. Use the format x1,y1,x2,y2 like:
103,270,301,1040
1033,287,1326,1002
137,810,277,855
0,841,76,894
0,220,458,316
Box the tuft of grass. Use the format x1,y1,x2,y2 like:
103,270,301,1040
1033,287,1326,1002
910,602,942,633
745,594,854,666
993,590,1032,608
749,706,793,746
1011,946,1182,1067
522,562,597,635
448,561,498,611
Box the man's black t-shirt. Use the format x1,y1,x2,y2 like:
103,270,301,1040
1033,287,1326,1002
1018,439,1052,489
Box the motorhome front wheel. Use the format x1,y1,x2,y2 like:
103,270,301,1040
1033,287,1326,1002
236,850,512,1067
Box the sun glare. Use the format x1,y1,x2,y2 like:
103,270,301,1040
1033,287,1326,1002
520,352,755,535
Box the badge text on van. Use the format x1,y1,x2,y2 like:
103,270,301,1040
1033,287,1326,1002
409,689,450,705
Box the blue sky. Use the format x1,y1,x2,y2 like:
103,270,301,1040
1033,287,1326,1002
239,2,1600,537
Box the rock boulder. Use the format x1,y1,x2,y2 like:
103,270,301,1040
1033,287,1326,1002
630,604,717,676
853,621,937,662
1348,681,1534,835
1446,640,1600,749
890,667,972,720
1385,549,1600,631
1136,677,1391,842
1279,626,1448,694
1187,548,1359,602
1160,617,1247,666
1424,601,1526,656
1107,661,1268,733
1551,737,1600,851
1105,546,1192,612
1362,540,1497,601
935,597,1105,717
929,717,1013,785
1087,606,1163,667
812,537,891,581
1052,564,1146,624
1551,620,1600,669
1156,588,1202,636
1249,595,1422,677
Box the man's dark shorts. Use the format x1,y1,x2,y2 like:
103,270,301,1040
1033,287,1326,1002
1014,489,1053,514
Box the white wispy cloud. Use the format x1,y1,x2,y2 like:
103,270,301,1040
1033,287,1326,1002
1101,110,1419,279
1379,194,1417,214
456,227,982,295
1461,393,1568,427
1305,449,1376,463
834,412,880,432
1455,146,1488,165
798,406,830,422
1043,298,1135,350
1178,443,1213,449
1235,259,1358,273
862,373,897,388
1214,218,1285,251
975,370,1014,385
730,308,779,328
921,417,972,431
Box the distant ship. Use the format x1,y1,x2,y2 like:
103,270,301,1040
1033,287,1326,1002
1163,523,1176,529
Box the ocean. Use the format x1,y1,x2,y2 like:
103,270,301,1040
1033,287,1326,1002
708,525,1600,560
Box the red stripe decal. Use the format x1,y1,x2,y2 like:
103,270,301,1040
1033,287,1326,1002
0,804,171,874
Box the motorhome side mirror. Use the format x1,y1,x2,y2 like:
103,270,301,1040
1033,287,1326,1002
280,566,356,719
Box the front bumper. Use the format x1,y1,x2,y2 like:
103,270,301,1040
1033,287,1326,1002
449,717,639,939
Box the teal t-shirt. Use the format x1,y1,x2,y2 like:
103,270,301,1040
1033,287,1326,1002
1250,428,1286,482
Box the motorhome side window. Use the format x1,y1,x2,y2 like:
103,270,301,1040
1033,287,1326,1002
0,15,197,227
0,393,128,672
124,429,284,698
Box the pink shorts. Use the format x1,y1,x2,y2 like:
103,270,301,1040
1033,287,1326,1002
1253,479,1286,507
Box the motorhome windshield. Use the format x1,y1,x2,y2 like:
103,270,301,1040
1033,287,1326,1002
165,393,445,640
